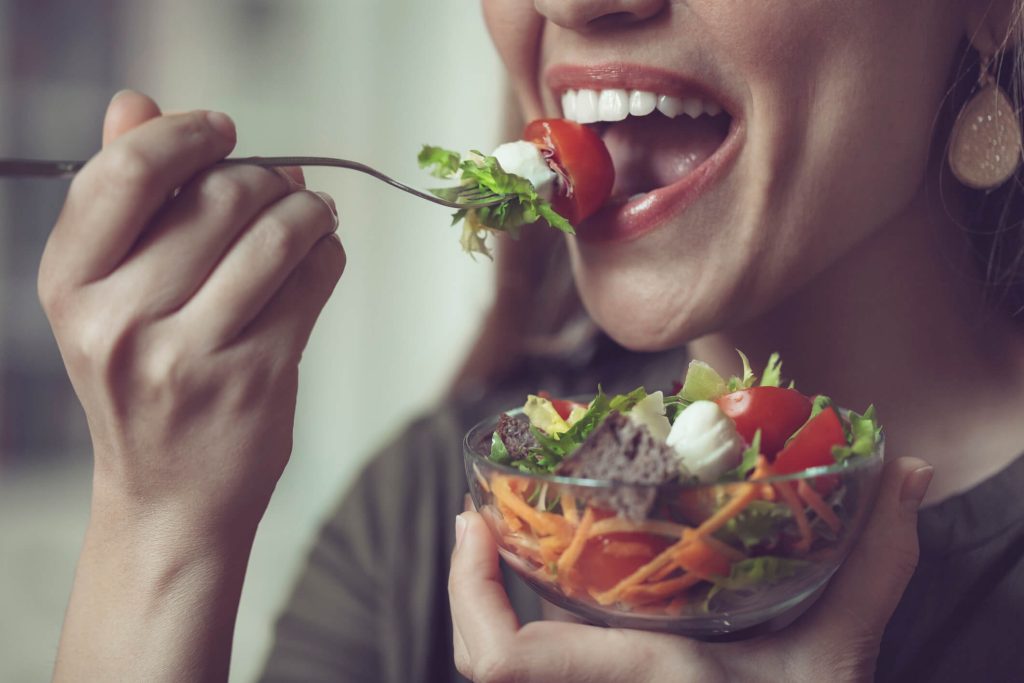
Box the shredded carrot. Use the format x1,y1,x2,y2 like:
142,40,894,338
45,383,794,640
620,573,703,605
693,482,760,538
750,455,770,479
556,507,596,576
491,476,572,538
797,480,842,534
539,541,563,567
503,535,543,564
560,493,579,526
699,533,747,562
748,457,777,500
539,534,570,554
648,560,683,583
497,501,524,533
592,540,687,605
587,518,688,539
773,480,813,553
675,529,732,580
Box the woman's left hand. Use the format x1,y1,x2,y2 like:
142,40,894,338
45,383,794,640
449,456,932,683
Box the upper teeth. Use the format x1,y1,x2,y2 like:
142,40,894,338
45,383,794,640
561,88,722,124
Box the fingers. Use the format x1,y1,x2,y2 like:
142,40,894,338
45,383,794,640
107,164,294,316
102,90,162,146
180,190,342,349
801,456,933,645
448,511,522,677
448,512,702,682
46,106,237,287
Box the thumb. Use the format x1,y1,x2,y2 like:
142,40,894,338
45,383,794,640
803,456,933,643
102,89,162,147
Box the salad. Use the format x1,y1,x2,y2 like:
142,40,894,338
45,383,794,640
469,353,882,620
419,119,614,258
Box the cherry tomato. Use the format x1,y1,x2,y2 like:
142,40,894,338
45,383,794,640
576,532,672,593
773,406,847,476
537,391,587,421
717,386,812,458
523,119,614,224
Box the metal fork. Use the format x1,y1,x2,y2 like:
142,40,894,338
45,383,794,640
0,156,504,210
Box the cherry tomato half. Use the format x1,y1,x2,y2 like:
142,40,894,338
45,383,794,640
524,119,614,224
717,386,812,458
773,406,847,476
576,532,673,593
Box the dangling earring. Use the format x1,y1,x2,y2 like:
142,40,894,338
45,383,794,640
948,52,1023,190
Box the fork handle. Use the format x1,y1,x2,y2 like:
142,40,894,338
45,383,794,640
0,157,387,179
0,156,499,210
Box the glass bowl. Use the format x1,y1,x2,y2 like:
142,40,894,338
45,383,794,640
463,409,884,640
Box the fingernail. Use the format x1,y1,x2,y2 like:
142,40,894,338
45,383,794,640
279,166,306,187
206,111,236,141
315,191,339,227
900,465,934,513
455,513,467,550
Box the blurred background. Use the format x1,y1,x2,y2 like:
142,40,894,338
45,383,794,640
0,1,502,680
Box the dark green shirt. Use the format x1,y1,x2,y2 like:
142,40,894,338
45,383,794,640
258,342,1024,682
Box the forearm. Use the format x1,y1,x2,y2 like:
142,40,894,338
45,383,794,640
54,491,256,683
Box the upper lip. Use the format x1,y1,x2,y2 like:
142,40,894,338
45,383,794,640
544,63,738,119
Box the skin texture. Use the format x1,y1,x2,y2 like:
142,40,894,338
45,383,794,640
448,1,1024,681
44,92,343,681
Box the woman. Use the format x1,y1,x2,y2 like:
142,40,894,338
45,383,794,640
40,1,1024,681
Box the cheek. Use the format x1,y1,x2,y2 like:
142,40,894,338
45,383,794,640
481,0,545,118
698,1,961,295
569,2,962,349
751,3,960,267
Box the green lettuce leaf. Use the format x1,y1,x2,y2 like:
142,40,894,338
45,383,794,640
609,387,649,413
713,556,810,591
760,352,784,387
676,361,728,405
832,405,882,462
417,145,462,179
809,394,833,418
715,499,791,551
417,145,574,259
727,350,757,392
489,430,510,465
722,429,761,481
516,387,655,472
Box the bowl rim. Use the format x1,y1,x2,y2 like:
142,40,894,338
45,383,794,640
463,405,885,491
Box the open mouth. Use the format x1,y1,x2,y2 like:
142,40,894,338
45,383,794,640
547,67,742,243
560,87,733,203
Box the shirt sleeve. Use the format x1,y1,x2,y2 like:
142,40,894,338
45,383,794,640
257,408,471,683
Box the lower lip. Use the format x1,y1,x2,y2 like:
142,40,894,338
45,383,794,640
575,120,745,244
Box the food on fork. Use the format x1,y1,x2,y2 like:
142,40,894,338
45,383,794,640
419,119,614,257
469,352,883,625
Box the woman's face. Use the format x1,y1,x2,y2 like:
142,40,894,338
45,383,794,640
483,0,965,350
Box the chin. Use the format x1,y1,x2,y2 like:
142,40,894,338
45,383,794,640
570,256,743,353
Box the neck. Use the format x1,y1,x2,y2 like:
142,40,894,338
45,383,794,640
689,185,1024,504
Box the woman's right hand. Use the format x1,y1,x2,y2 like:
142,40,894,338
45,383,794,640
44,90,344,681
39,90,344,538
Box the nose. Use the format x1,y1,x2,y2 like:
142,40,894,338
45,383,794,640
533,0,667,30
